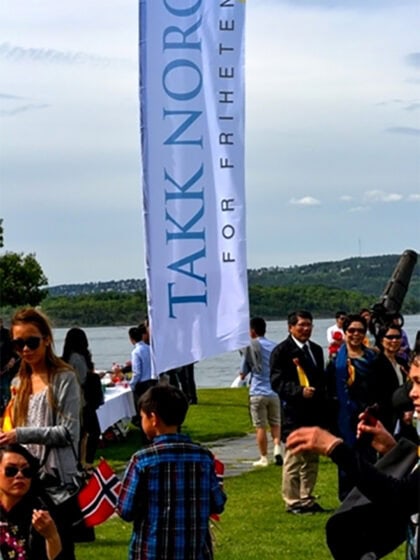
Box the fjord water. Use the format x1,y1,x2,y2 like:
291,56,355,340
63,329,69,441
53,315,420,389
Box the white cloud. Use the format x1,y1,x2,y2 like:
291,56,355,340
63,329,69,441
386,126,420,136
363,190,403,203
406,52,420,68
349,206,369,213
0,92,24,99
290,196,321,206
0,42,134,69
405,103,420,112
0,103,50,116
1,0,419,284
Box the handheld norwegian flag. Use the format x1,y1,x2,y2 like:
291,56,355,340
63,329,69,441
78,458,121,527
214,457,224,487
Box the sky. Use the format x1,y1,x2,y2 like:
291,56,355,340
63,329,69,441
1,0,419,287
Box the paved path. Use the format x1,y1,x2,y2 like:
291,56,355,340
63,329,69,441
207,433,281,477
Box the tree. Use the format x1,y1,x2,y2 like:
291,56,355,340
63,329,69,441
0,252,48,307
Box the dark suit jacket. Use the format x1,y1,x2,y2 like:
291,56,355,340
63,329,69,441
327,438,418,559
371,353,408,433
270,336,326,439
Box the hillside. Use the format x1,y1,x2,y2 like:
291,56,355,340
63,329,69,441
48,253,419,300
248,253,420,298
49,278,147,297
5,253,412,326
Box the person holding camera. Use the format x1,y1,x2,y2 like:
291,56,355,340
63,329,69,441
286,354,420,560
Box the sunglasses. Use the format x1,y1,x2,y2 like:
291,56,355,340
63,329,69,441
12,336,43,351
346,327,366,334
383,334,402,340
4,466,33,479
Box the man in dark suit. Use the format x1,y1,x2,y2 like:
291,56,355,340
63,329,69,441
270,310,327,514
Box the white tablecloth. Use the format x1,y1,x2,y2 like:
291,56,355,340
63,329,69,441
97,385,136,432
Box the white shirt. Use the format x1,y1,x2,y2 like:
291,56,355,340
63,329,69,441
326,324,344,345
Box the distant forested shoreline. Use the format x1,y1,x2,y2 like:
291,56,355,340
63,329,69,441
2,254,418,327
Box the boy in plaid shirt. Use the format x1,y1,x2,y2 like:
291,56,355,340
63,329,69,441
118,384,227,560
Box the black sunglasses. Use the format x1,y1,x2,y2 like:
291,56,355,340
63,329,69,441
383,334,402,340
346,327,366,334
12,336,43,351
4,466,34,479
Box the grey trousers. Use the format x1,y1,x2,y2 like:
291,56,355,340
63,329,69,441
282,447,319,508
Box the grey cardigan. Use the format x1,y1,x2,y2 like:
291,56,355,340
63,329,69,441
14,369,81,484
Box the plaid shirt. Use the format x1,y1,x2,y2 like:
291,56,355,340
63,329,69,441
117,433,227,560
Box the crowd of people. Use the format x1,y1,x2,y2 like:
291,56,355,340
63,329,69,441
0,308,83,559
0,306,418,559
0,309,205,559
239,308,419,559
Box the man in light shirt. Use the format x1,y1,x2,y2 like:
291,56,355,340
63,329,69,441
326,311,346,345
240,317,282,467
130,322,157,434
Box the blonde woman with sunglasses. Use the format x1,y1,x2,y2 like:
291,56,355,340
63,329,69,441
0,307,81,560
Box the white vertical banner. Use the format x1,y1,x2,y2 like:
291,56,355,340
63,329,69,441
140,0,249,375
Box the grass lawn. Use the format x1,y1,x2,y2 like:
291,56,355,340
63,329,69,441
76,388,405,559
98,388,253,472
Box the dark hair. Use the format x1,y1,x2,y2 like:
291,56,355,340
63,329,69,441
128,327,141,342
359,308,371,316
287,310,313,326
343,314,367,333
139,385,188,427
250,317,266,336
410,351,420,367
335,311,346,319
137,322,148,338
0,444,39,473
391,312,404,327
376,324,402,352
414,331,420,355
62,327,94,370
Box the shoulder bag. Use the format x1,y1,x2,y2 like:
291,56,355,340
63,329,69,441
38,430,95,543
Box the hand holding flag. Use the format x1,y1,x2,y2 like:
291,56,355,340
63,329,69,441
78,458,121,527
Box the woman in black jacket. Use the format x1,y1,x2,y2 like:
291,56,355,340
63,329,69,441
286,354,420,560
0,444,62,560
372,324,408,433
62,328,103,470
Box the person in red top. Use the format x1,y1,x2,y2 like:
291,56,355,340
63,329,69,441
328,330,344,359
